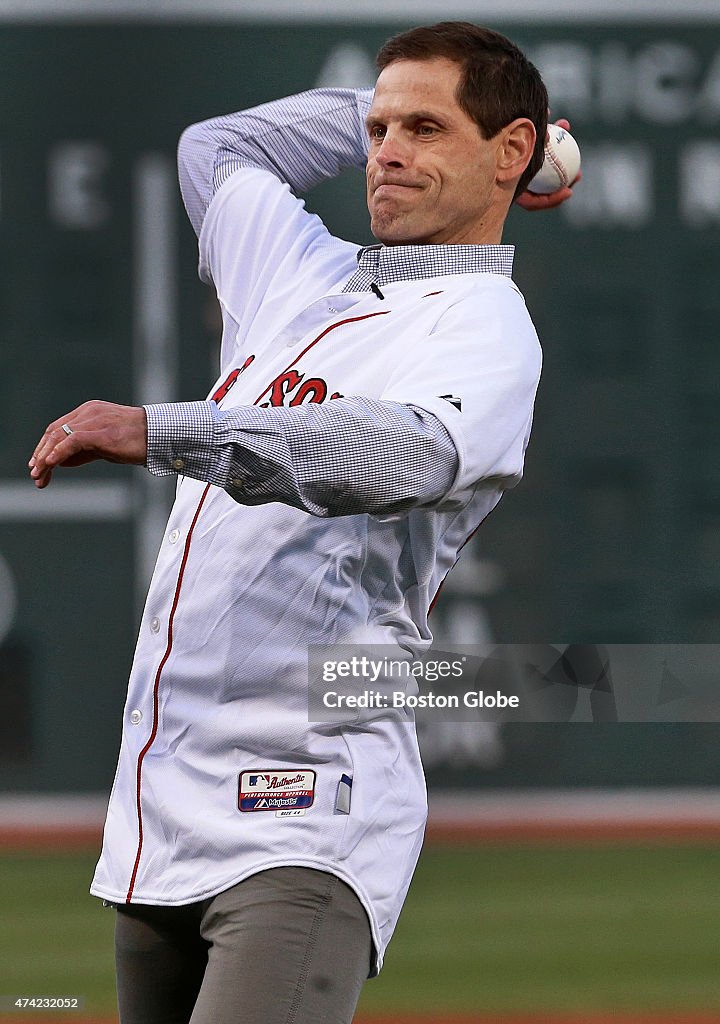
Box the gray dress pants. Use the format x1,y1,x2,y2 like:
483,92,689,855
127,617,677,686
113,867,373,1024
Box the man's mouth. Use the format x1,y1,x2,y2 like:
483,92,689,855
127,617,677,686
373,182,418,197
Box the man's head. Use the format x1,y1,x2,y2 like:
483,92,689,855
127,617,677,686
366,22,548,246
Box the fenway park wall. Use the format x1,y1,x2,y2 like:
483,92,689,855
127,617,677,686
1,3,719,791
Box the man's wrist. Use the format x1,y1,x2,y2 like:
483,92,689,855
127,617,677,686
143,400,217,477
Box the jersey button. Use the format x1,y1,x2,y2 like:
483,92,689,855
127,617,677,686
168,529,180,544
150,617,161,633
172,458,185,471
130,709,143,725
231,476,245,489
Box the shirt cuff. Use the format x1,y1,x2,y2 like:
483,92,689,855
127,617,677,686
144,400,218,477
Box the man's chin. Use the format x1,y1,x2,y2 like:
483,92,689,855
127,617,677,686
370,219,430,247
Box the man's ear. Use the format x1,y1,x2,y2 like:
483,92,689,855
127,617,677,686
496,118,537,185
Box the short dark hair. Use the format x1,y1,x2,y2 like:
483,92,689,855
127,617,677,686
376,22,548,197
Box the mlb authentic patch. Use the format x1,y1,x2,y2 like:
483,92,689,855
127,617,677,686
238,770,316,813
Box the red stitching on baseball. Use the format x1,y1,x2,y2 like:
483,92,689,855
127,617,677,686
545,144,570,188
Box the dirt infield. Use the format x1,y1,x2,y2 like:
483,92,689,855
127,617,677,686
0,827,103,850
2,1014,720,1024
5,821,720,851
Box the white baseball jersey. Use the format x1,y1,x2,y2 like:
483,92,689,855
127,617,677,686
90,91,542,973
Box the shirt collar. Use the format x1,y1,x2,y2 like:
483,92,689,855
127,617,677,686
342,242,514,293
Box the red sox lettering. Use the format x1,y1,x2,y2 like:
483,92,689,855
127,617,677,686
210,355,255,404
213,363,344,408
260,370,343,407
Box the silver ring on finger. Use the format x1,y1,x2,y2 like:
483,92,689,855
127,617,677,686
61,423,73,437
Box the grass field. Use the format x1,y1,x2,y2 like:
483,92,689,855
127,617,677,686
1,844,719,1019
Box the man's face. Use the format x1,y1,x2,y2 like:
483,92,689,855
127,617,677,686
366,57,502,246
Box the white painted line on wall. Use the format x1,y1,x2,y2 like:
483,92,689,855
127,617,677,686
0,481,134,521
133,153,178,603
134,154,178,411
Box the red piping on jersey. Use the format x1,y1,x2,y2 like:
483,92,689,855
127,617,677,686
253,310,390,405
126,307,391,902
427,492,508,616
126,482,212,902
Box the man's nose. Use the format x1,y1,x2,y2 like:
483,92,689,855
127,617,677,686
374,131,410,168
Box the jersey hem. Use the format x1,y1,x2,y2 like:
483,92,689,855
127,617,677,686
90,855,385,975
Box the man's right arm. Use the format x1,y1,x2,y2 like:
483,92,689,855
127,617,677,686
178,88,373,236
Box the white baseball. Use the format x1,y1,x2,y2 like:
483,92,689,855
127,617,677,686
527,124,581,195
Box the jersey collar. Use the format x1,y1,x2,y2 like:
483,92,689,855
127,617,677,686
342,242,515,293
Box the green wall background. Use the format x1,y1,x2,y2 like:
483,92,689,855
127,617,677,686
1,19,720,791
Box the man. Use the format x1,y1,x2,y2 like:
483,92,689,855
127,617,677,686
30,22,573,1024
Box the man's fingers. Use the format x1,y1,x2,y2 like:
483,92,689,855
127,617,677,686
516,167,582,211
30,427,97,486
31,418,79,466
29,428,63,472
516,188,571,211
29,431,69,487
30,402,107,470
33,466,54,488
45,433,80,466
532,186,573,209
31,402,102,457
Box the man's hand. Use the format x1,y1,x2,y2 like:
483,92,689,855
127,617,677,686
29,400,147,489
515,119,581,211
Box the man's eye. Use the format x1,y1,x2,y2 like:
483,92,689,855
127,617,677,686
370,125,386,140
417,124,435,136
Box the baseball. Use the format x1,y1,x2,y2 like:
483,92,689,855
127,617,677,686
527,124,581,195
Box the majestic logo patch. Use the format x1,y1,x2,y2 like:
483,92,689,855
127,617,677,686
238,770,316,813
